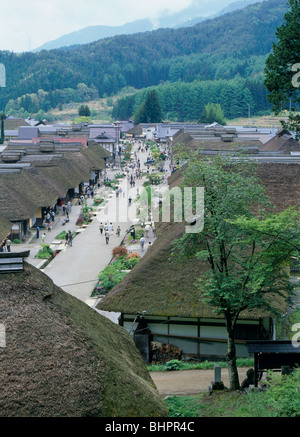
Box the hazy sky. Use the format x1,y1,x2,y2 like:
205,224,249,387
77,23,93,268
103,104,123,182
1,0,241,52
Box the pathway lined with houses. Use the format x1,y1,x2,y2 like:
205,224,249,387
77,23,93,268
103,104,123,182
14,140,170,323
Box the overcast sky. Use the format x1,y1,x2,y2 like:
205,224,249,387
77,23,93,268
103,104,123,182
1,0,241,52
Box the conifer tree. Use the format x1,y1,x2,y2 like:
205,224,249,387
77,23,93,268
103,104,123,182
265,0,300,136
134,90,163,124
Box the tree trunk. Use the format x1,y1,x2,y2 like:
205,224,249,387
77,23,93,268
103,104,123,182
226,320,240,390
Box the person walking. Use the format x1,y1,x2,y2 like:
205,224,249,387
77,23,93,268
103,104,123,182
65,231,69,246
68,230,73,246
6,238,11,252
99,222,104,235
109,222,114,235
36,226,40,239
41,233,46,243
105,230,110,245
140,234,146,251
130,225,136,241
116,225,121,237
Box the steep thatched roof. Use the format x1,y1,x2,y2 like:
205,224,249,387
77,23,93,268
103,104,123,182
259,129,300,152
254,162,300,212
97,218,285,319
0,170,48,221
0,263,167,417
98,161,295,319
172,129,262,153
0,217,13,242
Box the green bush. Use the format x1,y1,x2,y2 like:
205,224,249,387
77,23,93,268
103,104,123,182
163,360,185,371
35,244,54,259
98,265,128,291
12,239,21,244
246,371,300,417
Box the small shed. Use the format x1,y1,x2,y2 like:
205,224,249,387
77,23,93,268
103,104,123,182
246,340,300,386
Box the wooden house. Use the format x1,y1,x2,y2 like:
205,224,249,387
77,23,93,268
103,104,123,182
97,160,300,362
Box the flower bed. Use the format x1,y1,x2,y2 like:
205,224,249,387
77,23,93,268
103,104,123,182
92,248,140,297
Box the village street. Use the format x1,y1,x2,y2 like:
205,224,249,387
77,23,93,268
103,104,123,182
16,140,170,322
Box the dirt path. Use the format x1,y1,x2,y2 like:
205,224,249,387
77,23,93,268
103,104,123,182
150,368,249,397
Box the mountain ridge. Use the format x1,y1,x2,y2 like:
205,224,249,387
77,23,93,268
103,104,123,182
33,0,267,52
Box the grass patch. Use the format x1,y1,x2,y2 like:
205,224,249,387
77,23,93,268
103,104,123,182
165,371,300,417
147,358,254,372
55,231,76,240
35,244,54,259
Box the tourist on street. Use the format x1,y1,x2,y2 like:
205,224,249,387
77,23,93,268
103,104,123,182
99,222,104,234
105,230,110,245
41,233,46,243
130,225,135,240
116,225,121,237
109,223,114,235
36,226,40,239
6,238,11,252
68,230,73,246
140,235,145,251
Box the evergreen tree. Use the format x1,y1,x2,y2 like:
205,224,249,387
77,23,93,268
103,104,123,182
78,105,91,117
265,0,300,136
134,89,163,124
199,103,225,125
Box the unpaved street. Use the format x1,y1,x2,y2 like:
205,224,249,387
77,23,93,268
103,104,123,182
150,368,250,397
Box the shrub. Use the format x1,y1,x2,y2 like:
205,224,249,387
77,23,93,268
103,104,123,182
163,360,185,371
98,265,127,291
124,256,140,269
127,252,140,259
12,239,21,244
93,198,104,205
35,244,54,259
76,217,84,226
112,246,128,257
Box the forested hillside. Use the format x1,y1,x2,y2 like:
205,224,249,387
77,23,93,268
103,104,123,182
0,0,287,120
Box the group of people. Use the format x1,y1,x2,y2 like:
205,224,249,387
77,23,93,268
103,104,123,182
65,230,73,246
0,238,11,252
99,222,121,244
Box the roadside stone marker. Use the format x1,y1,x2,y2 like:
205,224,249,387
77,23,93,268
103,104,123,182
209,364,225,392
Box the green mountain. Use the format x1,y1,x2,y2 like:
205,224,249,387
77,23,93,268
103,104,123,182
0,0,287,120
33,0,267,52
32,20,154,52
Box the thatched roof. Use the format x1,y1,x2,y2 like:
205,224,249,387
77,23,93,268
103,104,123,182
0,217,13,242
260,129,300,152
98,161,294,319
0,263,167,417
3,118,30,130
172,129,262,153
98,217,285,319
254,162,300,212
0,146,108,241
